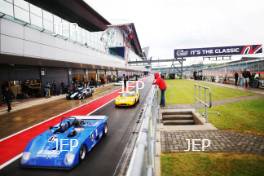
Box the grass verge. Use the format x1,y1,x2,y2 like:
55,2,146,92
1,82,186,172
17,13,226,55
208,98,264,135
161,152,264,176
165,80,254,104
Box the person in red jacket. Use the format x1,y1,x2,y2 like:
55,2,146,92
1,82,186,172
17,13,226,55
153,73,167,107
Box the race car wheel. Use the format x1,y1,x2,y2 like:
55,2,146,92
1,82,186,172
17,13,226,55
79,145,87,160
103,124,108,136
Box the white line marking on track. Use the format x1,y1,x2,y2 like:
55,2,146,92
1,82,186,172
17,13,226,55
0,154,23,170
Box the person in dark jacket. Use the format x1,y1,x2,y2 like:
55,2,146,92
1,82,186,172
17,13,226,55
2,86,13,112
123,74,128,90
153,73,167,107
51,80,57,95
246,69,251,88
60,81,65,94
242,69,247,88
234,72,239,86
193,71,197,80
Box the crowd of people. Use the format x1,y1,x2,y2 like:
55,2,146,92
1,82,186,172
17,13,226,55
44,79,98,98
233,69,260,88
194,69,262,89
43,80,68,97
1,74,142,112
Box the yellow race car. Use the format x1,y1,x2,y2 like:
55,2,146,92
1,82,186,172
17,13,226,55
115,91,140,107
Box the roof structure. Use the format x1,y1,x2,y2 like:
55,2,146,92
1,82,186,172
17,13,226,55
25,0,111,31
110,23,143,57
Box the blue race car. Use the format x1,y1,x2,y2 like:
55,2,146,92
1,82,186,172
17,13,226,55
21,115,108,169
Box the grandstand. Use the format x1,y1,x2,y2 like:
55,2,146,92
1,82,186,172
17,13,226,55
184,57,264,88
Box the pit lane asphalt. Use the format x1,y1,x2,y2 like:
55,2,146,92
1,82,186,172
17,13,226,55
0,79,152,176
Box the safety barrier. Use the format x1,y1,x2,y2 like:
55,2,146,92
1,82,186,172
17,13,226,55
194,84,212,123
126,85,159,176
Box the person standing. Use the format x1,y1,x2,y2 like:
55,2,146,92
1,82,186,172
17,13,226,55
193,71,197,80
123,74,128,90
234,72,239,86
242,70,247,88
246,69,251,88
135,74,138,81
239,71,243,87
51,80,57,95
254,73,260,88
60,81,65,94
153,73,167,107
45,82,51,97
3,86,13,112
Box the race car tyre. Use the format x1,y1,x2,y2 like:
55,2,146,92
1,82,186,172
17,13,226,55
103,123,108,136
79,145,87,161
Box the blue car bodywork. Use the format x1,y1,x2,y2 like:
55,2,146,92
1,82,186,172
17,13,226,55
21,115,108,169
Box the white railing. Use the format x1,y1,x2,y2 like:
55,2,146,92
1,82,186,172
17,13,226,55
194,84,212,123
126,85,159,176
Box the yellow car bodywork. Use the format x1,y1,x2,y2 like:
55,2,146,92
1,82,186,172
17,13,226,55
115,91,140,107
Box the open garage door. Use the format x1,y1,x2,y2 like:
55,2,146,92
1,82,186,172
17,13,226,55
0,65,41,100
71,69,86,82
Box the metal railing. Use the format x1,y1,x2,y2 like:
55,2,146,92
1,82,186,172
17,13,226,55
194,84,212,123
126,85,159,176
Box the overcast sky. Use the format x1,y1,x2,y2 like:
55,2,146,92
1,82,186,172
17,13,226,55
85,0,264,66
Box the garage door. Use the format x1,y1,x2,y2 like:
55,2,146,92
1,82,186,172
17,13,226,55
0,65,40,81
41,67,68,86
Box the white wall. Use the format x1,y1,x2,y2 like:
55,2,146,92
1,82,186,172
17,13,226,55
0,18,130,69
127,48,142,62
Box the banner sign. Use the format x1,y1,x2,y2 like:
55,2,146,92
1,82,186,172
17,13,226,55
174,45,262,58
